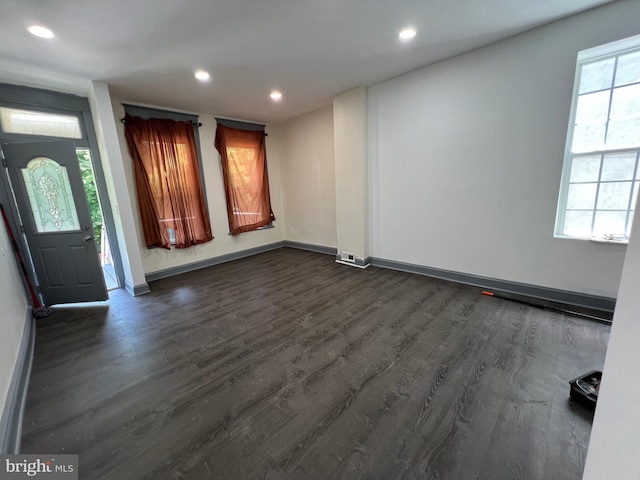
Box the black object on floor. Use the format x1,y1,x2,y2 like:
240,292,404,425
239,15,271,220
569,370,602,408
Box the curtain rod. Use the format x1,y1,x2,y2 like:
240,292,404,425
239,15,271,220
120,118,269,135
121,118,202,127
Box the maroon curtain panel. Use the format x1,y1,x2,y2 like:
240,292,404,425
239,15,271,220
214,124,275,235
124,114,213,249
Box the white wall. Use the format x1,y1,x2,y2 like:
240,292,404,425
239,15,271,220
0,214,29,417
368,0,640,298
583,177,640,476
111,99,286,276
272,105,337,248
335,87,369,262
89,82,147,292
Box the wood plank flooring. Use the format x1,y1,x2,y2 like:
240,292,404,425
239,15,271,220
21,248,610,479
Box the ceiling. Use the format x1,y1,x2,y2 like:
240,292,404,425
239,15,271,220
0,0,614,124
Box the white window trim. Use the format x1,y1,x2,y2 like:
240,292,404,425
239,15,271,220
555,34,640,244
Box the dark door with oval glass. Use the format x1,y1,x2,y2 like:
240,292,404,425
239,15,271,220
3,141,107,305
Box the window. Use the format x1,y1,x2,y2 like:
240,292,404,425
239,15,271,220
123,107,213,249
20,156,81,232
0,107,82,138
556,35,640,242
214,121,275,235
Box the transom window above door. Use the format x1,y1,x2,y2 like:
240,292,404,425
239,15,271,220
0,107,82,139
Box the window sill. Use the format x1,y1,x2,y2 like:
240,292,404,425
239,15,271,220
227,223,274,235
554,234,629,245
588,235,629,245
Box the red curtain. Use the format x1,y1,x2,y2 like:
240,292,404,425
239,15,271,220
124,114,213,249
214,124,275,235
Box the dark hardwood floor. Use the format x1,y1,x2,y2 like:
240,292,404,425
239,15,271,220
21,248,610,479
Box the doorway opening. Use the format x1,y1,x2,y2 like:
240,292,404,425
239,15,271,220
2,140,109,305
76,148,118,290
0,86,126,306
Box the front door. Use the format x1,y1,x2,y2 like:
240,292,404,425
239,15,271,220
2,141,108,305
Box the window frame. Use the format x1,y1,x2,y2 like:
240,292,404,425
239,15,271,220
555,34,640,243
215,117,274,234
123,104,209,246
0,106,84,139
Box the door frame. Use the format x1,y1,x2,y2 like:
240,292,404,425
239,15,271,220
0,83,125,299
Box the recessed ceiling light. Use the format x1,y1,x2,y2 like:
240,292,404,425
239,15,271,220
27,25,54,39
270,91,282,101
194,70,210,81
399,28,416,40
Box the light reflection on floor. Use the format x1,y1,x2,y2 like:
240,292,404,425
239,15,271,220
103,263,119,290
